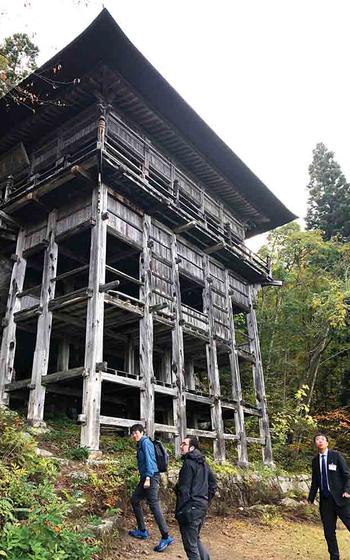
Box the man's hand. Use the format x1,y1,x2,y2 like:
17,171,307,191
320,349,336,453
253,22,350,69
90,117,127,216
143,477,151,489
342,492,350,498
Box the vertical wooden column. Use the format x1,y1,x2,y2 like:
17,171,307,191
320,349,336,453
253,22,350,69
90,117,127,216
57,337,70,371
0,229,27,405
185,359,196,390
247,285,274,466
160,350,172,383
203,255,225,463
27,211,58,426
80,181,107,450
124,336,135,374
224,271,249,467
171,233,186,456
139,215,155,438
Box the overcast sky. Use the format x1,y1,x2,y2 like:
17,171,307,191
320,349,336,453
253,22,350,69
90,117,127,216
2,0,350,248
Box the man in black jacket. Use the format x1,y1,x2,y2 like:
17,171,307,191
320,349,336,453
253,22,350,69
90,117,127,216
307,432,350,560
175,436,216,560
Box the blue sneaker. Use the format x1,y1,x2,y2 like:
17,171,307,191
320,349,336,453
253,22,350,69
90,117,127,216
153,536,174,552
128,528,149,539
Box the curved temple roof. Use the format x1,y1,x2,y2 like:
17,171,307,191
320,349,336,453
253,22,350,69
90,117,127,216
0,9,296,236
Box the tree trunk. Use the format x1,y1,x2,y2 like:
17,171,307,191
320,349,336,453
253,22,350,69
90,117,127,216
307,326,330,408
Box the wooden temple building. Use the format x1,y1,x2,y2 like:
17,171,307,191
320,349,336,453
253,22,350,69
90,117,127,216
0,10,295,465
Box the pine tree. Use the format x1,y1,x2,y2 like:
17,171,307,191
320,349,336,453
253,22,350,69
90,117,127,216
306,142,350,241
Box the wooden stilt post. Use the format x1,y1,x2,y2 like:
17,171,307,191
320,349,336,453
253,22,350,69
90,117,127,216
80,183,107,449
139,215,155,438
171,233,186,456
203,255,225,463
124,336,135,374
0,229,27,406
224,271,249,467
28,211,58,426
247,285,274,467
57,337,70,371
185,359,196,390
160,350,172,384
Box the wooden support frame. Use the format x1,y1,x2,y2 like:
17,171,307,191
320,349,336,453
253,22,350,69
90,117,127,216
224,270,249,467
247,285,274,466
203,255,225,462
171,232,187,456
80,175,108,450
139,215,155,437
0,229,27,405
28,210,58,426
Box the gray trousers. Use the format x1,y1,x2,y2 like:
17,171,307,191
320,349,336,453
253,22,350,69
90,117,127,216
131,474,168,538
178,513,210,560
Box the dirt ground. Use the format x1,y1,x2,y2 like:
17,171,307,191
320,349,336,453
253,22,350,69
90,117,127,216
105,516,350,560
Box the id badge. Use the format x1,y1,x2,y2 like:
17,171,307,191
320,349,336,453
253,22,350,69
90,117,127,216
329,463,337,471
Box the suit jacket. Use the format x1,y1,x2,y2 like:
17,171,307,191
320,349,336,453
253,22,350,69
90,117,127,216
308,449,350,507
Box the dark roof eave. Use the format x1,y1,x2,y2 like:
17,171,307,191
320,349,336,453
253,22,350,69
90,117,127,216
0,9,296,232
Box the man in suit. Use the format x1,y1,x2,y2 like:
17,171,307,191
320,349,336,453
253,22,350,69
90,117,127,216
175,435,217,560
307,432,350,560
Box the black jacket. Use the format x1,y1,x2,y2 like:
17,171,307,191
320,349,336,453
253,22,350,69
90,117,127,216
175,449,217,514
308,449,350,507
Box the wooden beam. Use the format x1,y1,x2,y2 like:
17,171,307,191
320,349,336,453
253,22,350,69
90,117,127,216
0,209,20,229
171,232,187,456
174,220,198,234
80,180,108,451
247,285,274,466
41,367,85,385
204,241,226,255
52,265,89,283
106,265,143,286
139,215,155,437
186,428,216,439
203,255,225,463
28,211,58,426
101,371,142,388
224,269,249,467
100,415,139,428
0,229,27,405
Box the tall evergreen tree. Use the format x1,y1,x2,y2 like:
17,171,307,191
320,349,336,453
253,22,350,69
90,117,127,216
0,33,39,98
306,142,350,241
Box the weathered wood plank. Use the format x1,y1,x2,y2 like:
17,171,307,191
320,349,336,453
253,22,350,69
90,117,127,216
224,269,249,467
203,255,225,462
247,285,274,466
80,179,108,450
0,229,27,405
139,215,155,437
28,210,58,426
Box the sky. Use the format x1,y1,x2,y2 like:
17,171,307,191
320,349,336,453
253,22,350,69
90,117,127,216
2,0,350,249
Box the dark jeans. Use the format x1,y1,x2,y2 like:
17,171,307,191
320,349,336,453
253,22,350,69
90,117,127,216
178,506,209,560
131,474,168,538
320,495,350,559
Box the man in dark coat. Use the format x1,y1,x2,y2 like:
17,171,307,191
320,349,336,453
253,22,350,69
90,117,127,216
175,435,217,560
307,432,350,560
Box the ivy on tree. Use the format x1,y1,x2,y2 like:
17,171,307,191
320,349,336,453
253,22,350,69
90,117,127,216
306,142,350,241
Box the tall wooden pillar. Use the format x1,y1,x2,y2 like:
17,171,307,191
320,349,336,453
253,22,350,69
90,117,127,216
28,211,58,426
224,271,249,467
185,359,196,390
0,229,27,406
57,337,70,371
247,285,274,466
171,233,186,456
80,182,107,450
203,255,225,463
124,336,135,374
139,215,155,438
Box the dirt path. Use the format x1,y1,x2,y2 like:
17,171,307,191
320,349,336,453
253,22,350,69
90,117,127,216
105,516,350,559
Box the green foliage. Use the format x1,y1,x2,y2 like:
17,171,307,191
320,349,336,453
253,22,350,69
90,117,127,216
0,409,98,559
0,33,38,97
306,142,350,241
65,447,89,461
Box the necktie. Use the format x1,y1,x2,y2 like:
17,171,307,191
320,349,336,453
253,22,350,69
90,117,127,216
321,454,330,497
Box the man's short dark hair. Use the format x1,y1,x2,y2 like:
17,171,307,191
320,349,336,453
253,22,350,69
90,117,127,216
314,432,328,442
130,423,145,434
186,435,199,449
